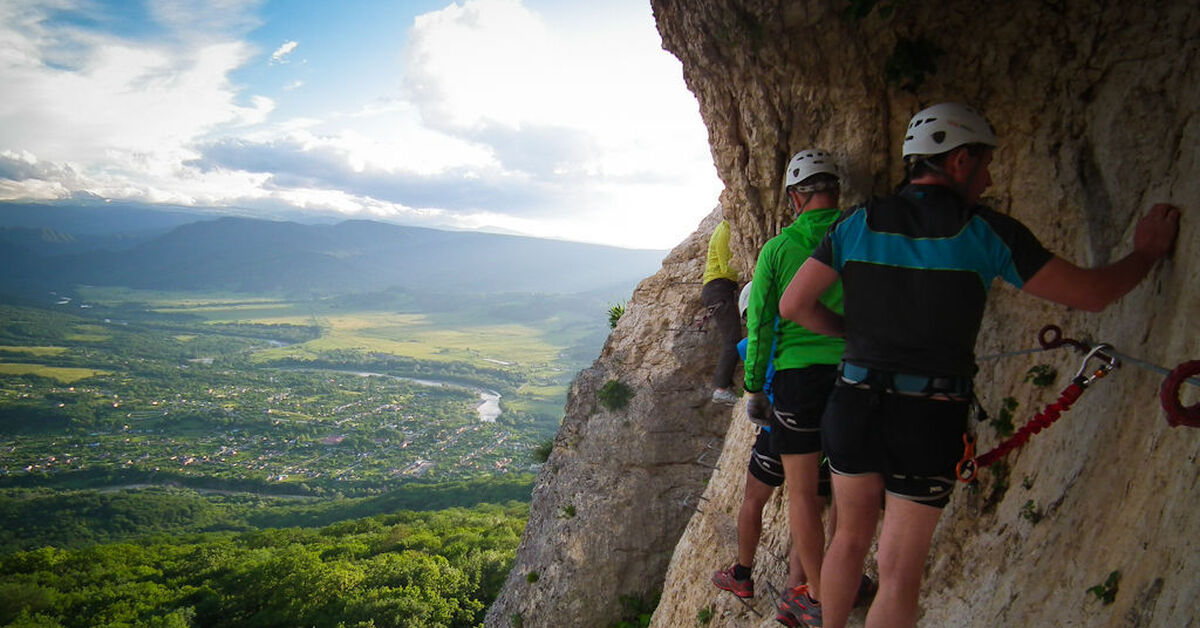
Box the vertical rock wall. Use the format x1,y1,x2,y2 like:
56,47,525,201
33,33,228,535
488,1,1199,626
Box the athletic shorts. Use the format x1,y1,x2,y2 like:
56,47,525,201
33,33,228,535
747,427,832,497
748,428,784,487
769,364,837,456
821,383,968,509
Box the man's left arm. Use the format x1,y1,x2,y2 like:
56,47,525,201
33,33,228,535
779,257,843,337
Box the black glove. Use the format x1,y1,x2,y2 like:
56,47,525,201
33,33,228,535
745,391,771,427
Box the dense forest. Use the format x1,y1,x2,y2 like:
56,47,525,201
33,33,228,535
0,500,527,627
0,476,534,551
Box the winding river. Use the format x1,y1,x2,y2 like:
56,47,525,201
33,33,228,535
322,370,502,423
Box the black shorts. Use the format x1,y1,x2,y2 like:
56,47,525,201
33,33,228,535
748,428,784,487
769,365,837,456
821,383,968,509
748,428,832,497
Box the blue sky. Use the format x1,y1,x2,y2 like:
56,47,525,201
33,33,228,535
0,0,720,249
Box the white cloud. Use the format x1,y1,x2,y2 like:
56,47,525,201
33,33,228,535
405,0,552,129
399,0,719,245
270,40,298,64
0,0,718,249
0,9,267,164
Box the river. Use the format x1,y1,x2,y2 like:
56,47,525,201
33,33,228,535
322,369,502,423
248,341,504,422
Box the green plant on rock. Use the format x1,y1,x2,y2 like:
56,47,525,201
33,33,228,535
1019,499,1043,524
608,302,626,329
1024,364,1057,388
598,379,634,411
526,571,539,584
558,503,576,519
533,439,554,463
510,613,524,628
697,605,714,625
1087,570,1120,605
991,396,1019,437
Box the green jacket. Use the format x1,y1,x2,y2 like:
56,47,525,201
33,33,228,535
744,208,845,392
702,220,738,284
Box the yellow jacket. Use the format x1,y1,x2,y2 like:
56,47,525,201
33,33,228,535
702,220,738,284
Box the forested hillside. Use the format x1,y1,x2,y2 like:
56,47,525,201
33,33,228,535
1,501,526,627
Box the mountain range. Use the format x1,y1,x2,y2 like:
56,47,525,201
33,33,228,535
0,202,666,298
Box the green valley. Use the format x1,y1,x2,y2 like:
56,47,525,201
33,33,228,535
0,287,598,496
0,209,652,626
0,287,611,626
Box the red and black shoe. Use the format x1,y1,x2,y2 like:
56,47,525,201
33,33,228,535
711,565,754,598
775,605,801,627
780,584,822,627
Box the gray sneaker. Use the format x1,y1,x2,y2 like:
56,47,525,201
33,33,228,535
712,388,738,405
781,584,822,627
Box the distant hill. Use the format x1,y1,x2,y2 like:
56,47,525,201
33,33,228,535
1,205,665,297
0,200,216,236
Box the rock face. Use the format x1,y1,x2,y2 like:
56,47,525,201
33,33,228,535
486,208,748,627
489,1,1199,626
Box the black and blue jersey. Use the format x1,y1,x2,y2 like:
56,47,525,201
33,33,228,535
811,184,1053,378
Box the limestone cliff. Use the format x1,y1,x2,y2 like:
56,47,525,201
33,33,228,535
489,1,1199,626
486,208,746,627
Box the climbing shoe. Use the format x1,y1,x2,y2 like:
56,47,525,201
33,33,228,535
711,388,739,405
711,565,754,598
855,574,878,607
774,603,801,627
780,584,822,627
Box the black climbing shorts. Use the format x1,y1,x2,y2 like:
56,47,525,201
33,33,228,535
821,383,968,509
769,364,838,456
748,428,784,487
748,427,832,496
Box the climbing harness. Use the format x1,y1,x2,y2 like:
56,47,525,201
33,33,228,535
958,325,1200,482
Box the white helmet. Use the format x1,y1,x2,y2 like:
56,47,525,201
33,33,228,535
902,103,997,159
784,148,840,189
738,282,753,318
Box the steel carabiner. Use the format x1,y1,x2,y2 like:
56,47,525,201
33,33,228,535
1072,343,1120,387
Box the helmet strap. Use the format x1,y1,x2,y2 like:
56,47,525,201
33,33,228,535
788,188,813,215
789,179,838,215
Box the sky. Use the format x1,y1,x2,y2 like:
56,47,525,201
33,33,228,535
0,0,722,249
